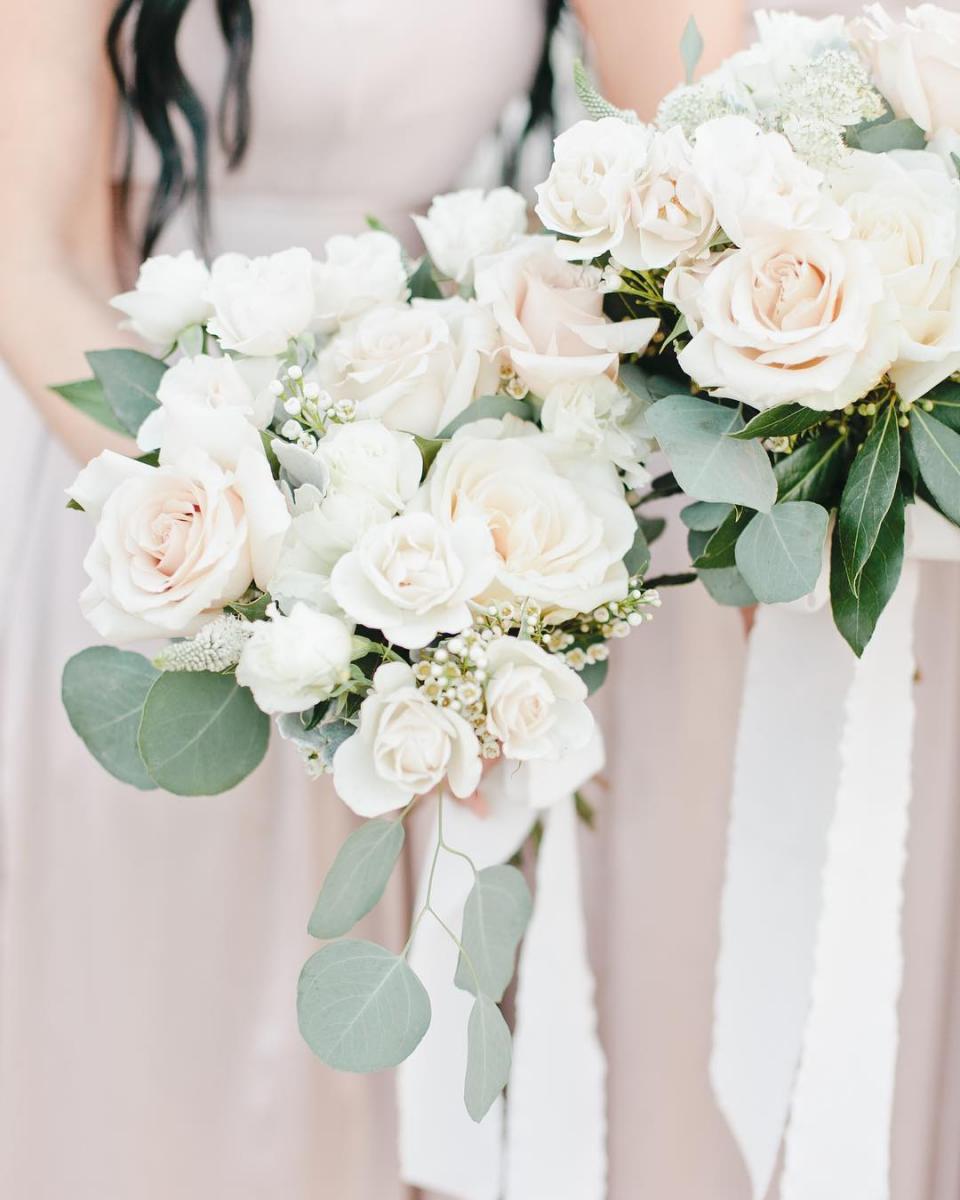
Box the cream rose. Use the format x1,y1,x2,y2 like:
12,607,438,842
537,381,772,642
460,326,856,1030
413,187,528,285
671,229,897,412
332,662,481,816
536,119,716,270
207,248,316,355
852,3,960,137
236,603,354,714
312,231,409,332
68,410,289,641
483,638,594,761
110,250,213,346
330,512,497,648
473,237,658,397
414,416,636,615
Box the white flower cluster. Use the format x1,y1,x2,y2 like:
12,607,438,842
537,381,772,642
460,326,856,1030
72,186,662,818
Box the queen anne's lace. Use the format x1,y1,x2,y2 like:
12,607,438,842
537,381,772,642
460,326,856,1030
153,614,254,673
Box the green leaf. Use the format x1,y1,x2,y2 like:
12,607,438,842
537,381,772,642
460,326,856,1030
86,349,165,436
619,364,687,404
687,529,711,560
227,588,272,622
680,501,732,532
775,432,847,504
464,995,512,1123
838,404,901,591
831,490,905,656
646,395,777,512
644,571,697,588
297,940,431,1072
407,256,443,300
578,657,609,695
927,383,960,433
176,324,205,357
437,394,535,439
455,865,532,1002
308,818,405,940
137,671,269,795
735,501,830,603
699,565,757,607
855,116,926,153
413,434,445,475
680,14,704,83
729,404,829,441
636,514,666,545
908,409,960,525
51,378,126,435
693,507,753,570
62,647,159,790
623,522,651,576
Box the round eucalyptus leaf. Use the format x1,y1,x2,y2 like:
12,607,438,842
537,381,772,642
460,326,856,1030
455,865,533,1002
62,647,159,790
138,671,269,796
298,940,431,1072
308,818,406,940
464,995,512,1123
735,501,829,604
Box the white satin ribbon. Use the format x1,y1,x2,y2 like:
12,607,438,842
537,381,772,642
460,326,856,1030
398,730,606,1200
713,503,960,1200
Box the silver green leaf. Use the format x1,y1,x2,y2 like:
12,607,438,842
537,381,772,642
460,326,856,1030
908,409,960,525
680,501,733,532
455,865,533,1002
51,378,127,435
62,647,159,789
86,349,164,436
735,501,829,604
138,671,269,795
298,940,431,1072
680,15,704,83
699,565,758,607
308,818,406,940
646,396,777,512
437,395,534,439
464,995,512,1123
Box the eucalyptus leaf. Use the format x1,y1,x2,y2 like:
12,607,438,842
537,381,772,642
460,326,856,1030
407,256,443,300
413,434,445,475
908,409,960,525
455,865,532,1002
831,489,905,656
687,529,711,561
729,404,828,441
693,507,753,570
138,671,269,795
297,940,431,1072
437,395,534,440
624,522,651,576
464,995,512,1123
775,432,847,504
838,403,900,590
619,364,688,404
679,14,704,83
86,349,165,436
62,647,159,789
699,565,758,607
578,658,609,695
51,378,126,435
636,515,666,545
680,501,732,532
735,501,830,604
646,395,777,511
277,714,355,767
308,818,405,940
855,116,926,152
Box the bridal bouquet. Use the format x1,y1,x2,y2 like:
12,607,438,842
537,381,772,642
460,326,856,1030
538,3,960,654
58,194,661,1117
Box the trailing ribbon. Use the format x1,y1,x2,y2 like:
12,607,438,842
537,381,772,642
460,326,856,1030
712,504,960,1200
398,730,606,1200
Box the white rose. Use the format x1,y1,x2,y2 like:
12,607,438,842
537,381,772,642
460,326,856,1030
316,299,498,437
539,375,652,488
67,411,289,641
235,603,354,714
315,419,423,510
331,512,497,648
332,662,481,816
312,231,409,332
415,416,635,615
207,248,316,355
671,229,897,411
829,147,960,399
536,119,716,270
413,187,528,285
483,637,594,761
473,237,658,397
852,3,960,137
136,354,277,452
110,250,213,346
692,117,849,245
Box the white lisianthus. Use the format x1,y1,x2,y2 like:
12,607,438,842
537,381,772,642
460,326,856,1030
691,117,849,245
136,354,277,452
235,603,354,714
207,248,316,355
331,512,497,649
67,410,289,641
540,375,652,488
483,638,594,761
413,187,528,285
536,119,716,270
332,662,481,816
415,416,636,615
473,237,658,397
671,229,898,412
316,299,498,437
829,147,960,400
110,250,213,346
852,3,960,138
312,231,409,332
